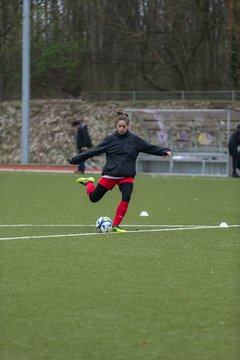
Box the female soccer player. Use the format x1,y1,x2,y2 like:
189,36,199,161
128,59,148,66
68,110,172,233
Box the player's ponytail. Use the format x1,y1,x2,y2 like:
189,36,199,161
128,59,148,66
114,109,129,125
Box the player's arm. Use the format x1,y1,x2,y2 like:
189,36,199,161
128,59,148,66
136,136,172,157
68,137,110,164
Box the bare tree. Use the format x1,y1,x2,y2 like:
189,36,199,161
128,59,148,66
0,0,238,99
224,0,240,88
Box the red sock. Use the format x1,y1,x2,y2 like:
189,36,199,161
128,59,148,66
113,200,129,226
86,182,95,196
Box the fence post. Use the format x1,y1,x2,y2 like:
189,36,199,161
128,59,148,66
227,110,231,176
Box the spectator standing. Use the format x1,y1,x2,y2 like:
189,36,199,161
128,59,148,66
72,120,92,173
228,124,240,178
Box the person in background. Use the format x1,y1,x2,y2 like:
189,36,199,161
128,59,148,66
68,110,172,233
228,124,240,178
72,120,92,173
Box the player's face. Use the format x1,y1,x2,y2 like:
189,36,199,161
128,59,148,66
116,120,129,135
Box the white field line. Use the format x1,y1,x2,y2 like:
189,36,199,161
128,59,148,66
0,224,209,227
0,224,239,242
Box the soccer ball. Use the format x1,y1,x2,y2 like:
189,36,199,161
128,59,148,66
96,216,113,233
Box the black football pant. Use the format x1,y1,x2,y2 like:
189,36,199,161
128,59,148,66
89,182,133,203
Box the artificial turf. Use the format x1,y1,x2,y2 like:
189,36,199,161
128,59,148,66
0,172,239,360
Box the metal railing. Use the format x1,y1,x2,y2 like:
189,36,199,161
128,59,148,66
1,90,240,102
90,90,240,102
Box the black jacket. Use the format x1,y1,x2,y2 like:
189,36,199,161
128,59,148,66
76,124,92,150
228,128,240,148
69,131,171,177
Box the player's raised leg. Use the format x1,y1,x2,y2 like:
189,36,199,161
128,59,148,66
76,178,110,203
76,177,95,196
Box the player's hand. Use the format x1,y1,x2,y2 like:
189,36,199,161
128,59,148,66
68,156,78,164
163,151,172,158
